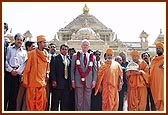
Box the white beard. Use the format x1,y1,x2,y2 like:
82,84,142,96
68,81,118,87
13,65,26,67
107,58,112,61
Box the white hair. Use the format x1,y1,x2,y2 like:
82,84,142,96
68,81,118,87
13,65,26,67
81,39,90,46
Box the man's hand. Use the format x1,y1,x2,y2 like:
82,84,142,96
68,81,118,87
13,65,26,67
52,81,57,88
92,82,96,89
46,73,49,81
99,85,102,93
71,82,75,89
159,64,164,69
126,71,131,76
138,70,145,75
11,70,18,76
22,82,27,88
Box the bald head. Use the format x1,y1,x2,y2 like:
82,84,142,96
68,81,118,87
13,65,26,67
115,56,122,65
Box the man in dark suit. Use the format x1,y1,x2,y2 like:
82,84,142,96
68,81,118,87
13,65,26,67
118,52,129,111
46,43,57,111
71,39,97,111
68,48,76,111
50,44,71,111
91,50,102,111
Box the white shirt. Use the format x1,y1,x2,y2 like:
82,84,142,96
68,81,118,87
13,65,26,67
5,45,27,72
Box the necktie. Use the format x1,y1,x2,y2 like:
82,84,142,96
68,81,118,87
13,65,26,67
63,56,68,79
97,61,99,71
84,53,87,67
51,55,54,61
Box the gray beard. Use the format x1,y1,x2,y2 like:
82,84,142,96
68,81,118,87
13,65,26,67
107,59,112,61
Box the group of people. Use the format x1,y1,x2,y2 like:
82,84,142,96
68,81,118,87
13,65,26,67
4,22,164,111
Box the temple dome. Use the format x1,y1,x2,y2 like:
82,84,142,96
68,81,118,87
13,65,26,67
77,27,96,36
71,27,100,40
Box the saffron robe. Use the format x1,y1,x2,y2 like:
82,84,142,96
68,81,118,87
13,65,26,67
95,60,123,111
150,55,164,111
126,60,149,111
23,49,50,111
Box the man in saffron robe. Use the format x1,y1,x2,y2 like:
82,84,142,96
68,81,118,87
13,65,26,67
95,48,123,111
23,35,50,111
150,42,164,111
16,41,35,111
126,50,149,111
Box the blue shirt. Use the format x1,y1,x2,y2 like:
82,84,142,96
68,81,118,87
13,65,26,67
5,45,27,72
121,60,130,92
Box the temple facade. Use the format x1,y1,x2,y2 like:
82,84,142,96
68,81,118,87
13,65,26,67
50,4,164,59
5,4,164,60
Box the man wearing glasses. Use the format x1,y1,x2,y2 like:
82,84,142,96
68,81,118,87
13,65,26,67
91,50,102,111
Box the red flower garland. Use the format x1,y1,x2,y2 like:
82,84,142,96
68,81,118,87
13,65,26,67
76,51,94,85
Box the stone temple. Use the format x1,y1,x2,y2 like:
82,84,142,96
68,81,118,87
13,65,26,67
5,4,164,60
50,4,164,59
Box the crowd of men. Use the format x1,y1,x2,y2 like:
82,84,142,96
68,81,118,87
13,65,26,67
3,22,164,111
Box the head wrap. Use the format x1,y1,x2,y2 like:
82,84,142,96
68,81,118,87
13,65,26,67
106,48,114,55
37,35,46,42
131,50,140,56
156,42,164,49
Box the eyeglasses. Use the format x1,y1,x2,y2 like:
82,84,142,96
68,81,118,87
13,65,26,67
51,46,56,48
95,54,101,56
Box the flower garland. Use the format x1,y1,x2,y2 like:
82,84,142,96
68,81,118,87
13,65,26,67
76,51,94,85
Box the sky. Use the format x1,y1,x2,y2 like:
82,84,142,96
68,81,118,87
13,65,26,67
3,2,166,45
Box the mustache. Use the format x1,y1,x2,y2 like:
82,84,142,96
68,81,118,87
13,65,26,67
17,42,22,44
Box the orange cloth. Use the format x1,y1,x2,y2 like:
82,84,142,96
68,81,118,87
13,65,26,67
126,60,149,111
23,48,50,111
37,35,46,42
26,87,47,111
95,60,123,111
156,42,164,49
106,48,114,55
131,50,140,56
150,55,164,111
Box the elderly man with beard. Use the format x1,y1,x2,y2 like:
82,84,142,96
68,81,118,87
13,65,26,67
95,48,123,111
150,42,164,111
126,50,149,111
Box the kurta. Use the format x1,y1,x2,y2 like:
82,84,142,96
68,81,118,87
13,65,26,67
126,60,149,111
150,55,164,111
95,60,123,111
23,49,50,111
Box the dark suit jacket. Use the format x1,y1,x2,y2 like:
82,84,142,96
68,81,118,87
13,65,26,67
50,54,71,90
